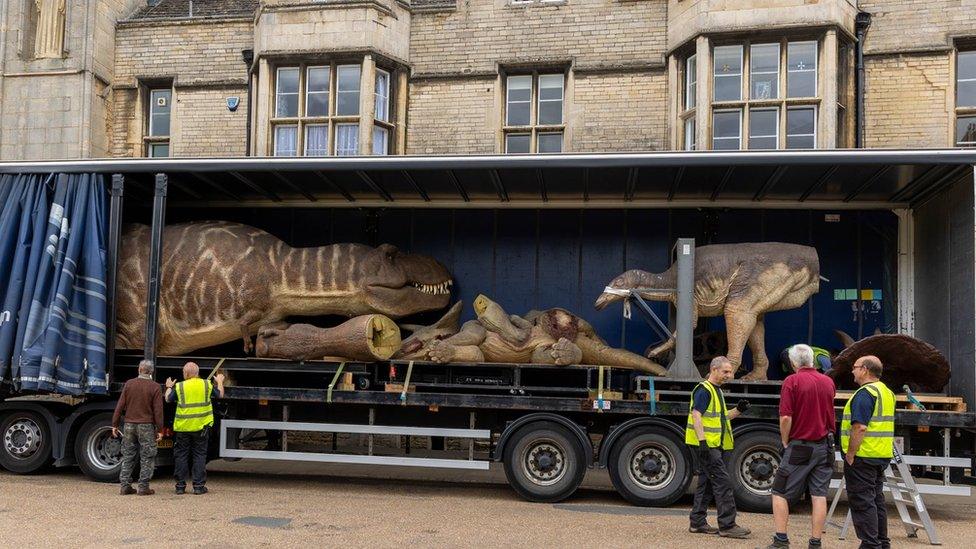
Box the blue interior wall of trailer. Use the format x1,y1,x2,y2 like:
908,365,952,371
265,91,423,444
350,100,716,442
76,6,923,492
161,207,898,379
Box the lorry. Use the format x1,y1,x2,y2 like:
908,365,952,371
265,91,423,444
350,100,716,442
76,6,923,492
1,150,974,511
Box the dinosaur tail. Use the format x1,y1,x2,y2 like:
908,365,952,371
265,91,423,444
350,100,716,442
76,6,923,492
575,336,668,376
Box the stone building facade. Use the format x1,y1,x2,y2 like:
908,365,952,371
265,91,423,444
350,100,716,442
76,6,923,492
0,0,973,160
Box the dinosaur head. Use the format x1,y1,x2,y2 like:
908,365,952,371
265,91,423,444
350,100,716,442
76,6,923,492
473,294,529,344
594,269,675,310
361,244,453,318
394,302,464,359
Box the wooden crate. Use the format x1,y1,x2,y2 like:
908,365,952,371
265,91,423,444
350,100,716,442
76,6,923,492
834,391,967,412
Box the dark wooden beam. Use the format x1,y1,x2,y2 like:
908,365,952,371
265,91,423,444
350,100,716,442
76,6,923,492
752,165,788,202
229,171,281,202
446,170,470,202
668,166,685,201
624,167,638,201
193,173,243,202
271,171,317,202
489,169,510,202
400,170,430,202
356,171,393,202
582,168,589,202
888,165,943,203
798,165,838,202
536,169,548,202
709,166,735,201
843,165,891,202
313,170,355,202
167,177,204,200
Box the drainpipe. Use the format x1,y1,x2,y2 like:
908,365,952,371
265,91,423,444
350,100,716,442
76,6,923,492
242,49,254,156
854,12,872,148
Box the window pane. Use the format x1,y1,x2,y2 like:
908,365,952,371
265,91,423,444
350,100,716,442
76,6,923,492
538,74,564,125
373,126,389,155
684,117,696,150
750,43,779,100
274,125,298,157
685,55,697,110
304,124,329,156
958,51,976,107
786,107,816,149
957,115,976,147
148,143,169,157
712,109,741,150
276,68,299,117
306,67,330,117
537,132,562,153
506,133,530,153
335,123,359,156
749,108,778,149
148,90,171,136
713,45,743,101
788,41,817,98
507,75,532,126
375,70,391,122
337,65,361,116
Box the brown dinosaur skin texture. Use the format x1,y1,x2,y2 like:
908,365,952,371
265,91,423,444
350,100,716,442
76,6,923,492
116,221,452,355
395,296,667,375
828,334,951,392
595,242,820,380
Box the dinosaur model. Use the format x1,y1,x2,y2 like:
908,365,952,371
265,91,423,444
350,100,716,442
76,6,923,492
595,242,821,380
829,332,950,393
115,221,452,355
394,296,667,375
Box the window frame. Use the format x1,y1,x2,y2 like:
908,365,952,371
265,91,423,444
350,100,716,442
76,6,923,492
502,70,567,153
373,68,394,155
955,49,976,147
711,108,742,150
144,86,173,157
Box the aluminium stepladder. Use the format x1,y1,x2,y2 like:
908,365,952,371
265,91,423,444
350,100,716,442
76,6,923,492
825,446,941,545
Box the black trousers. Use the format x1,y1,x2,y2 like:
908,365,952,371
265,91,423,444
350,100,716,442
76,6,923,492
843,457,891,549
174,427,210,489
690,448,737,530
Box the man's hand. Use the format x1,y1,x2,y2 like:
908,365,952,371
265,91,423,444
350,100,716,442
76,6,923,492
156,432,163,442
845,453,855,466
697,441,710,462
215,373,225,385
735,400,751,413
112,427,120,438
165,377,175,389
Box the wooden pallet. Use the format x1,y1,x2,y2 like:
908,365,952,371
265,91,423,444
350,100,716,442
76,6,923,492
834,392,967,412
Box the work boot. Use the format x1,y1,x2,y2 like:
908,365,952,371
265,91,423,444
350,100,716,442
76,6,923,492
760,535,790,548
175,486,186,495
137,487,155,496
120,485,136,496
193,486,208,495
719,525,752,539
689,524,719,534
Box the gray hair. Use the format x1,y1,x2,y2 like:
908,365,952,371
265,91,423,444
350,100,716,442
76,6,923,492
183,361,200,378
137,360,154,375
788,344,815,368
709,356,731,371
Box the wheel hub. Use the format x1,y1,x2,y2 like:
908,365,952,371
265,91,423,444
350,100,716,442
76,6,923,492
4,419,42,458
628,444,674,490
740,448,780,494
86,427,123,471
522,440,566,486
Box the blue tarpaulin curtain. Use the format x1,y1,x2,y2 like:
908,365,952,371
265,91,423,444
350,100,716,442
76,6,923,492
0,173,109,395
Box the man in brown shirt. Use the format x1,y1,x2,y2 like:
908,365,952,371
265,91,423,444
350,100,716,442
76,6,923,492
112,360,164,495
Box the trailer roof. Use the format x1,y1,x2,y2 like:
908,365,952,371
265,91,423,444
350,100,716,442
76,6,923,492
2,149,974,209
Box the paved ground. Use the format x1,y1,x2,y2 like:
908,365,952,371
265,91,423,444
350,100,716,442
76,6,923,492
1,461,974,548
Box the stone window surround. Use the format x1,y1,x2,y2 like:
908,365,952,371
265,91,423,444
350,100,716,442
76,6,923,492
954,45,976,148
255,53,407,156
671,28,846,151
139,79,174,158
500,67,568,154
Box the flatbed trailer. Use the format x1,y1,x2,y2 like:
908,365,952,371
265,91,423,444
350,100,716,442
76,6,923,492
2,151,976,510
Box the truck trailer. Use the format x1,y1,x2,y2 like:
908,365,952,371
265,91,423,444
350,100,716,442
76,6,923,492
1,150,975,511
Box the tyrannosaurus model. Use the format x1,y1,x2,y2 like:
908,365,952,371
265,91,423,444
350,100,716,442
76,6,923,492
595,242,821,380
394,296,667,375
115,221,453,355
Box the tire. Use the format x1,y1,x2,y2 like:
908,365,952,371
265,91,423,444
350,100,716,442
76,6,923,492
0,410,53,474
607,426,692,507
75,413,125,483
727,429,782,513
502,421,588,503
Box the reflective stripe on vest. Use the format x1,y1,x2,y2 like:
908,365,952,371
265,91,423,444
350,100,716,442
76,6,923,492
840,381,895,458
685,380,734,450
174,378,214,432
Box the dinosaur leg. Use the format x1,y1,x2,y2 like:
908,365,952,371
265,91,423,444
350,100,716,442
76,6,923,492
645,307,697,359
740,315,769,381
724,307,758,377
531,338,583,366
576,335,668,376
238,310,264,354
428,321,487,363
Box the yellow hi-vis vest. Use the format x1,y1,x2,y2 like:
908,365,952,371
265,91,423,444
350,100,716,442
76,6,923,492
685,380,734,450
840,381,895,459
174,377,214,432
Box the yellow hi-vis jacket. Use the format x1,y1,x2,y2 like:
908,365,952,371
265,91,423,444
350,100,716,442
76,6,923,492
840,380,895,459
174,377,214,432
685,380,734,450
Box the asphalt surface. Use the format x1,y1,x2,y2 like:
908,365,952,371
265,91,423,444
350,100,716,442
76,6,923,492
2,461,975,548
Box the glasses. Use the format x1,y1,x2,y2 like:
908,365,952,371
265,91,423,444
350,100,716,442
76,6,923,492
852,364,864,370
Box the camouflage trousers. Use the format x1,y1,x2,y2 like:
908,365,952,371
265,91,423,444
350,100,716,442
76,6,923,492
119,423,158,489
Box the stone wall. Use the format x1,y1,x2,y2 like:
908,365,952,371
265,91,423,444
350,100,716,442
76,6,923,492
864,52,952,148
406,76,497,154
571,70,668,152
859,0,976,54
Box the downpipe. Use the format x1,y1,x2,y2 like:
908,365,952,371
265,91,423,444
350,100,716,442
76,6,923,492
242,49,255,157
854,12,872,148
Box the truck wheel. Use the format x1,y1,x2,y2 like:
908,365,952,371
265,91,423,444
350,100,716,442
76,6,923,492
502,421,588,503
0,411,52,474
727,430,781,512
75,414,124,483
607,426,692,506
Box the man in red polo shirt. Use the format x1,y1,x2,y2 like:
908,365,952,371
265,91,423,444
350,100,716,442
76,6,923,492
763,344,837,549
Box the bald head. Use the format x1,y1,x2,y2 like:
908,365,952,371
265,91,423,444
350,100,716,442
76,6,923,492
183,362,200,379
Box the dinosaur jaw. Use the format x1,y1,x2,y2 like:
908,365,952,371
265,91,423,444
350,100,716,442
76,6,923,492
365,279,453,318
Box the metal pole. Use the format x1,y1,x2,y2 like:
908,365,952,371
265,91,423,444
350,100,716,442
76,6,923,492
143,173,168,364
105,175,125,384
854,12,872,149
669,238,699,378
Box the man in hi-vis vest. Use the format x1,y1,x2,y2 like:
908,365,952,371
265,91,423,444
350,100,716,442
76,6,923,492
165,362,225,495
841,355,895,549
685,356,751,539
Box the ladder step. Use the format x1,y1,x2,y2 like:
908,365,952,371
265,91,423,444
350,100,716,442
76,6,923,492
891,495,914,504
902,521,924,529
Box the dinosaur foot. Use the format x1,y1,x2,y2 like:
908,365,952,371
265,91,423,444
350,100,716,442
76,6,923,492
427,340,457,363
550,338,583,366
739,369,768,381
